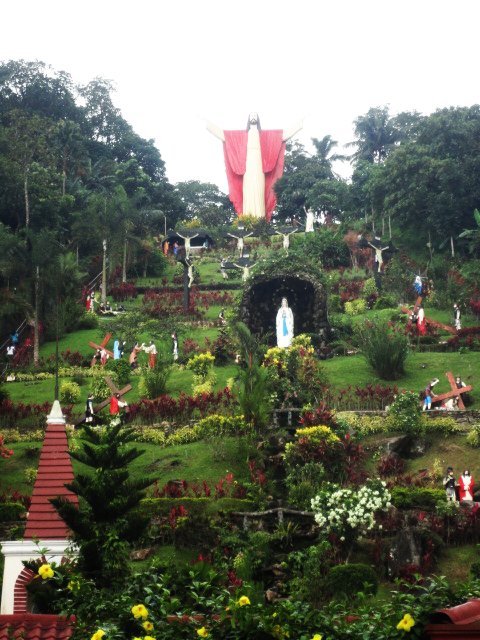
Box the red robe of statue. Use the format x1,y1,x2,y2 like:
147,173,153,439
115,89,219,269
459,474,474,501
223,130,286,222
109,395,119,415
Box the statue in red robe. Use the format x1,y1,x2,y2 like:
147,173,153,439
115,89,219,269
459,470,474,501
207,113,302,222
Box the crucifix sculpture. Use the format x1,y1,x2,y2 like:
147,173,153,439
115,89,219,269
226,226,255,258
88,333,114,359
429,371,473,410
74,376,132,426
271,225,299,255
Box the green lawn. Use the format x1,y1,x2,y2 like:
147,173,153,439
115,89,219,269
323,350,479,407
1,437,252,498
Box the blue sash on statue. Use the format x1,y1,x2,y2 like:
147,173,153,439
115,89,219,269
282,316,288,336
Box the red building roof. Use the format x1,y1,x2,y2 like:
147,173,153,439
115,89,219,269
23,403,78,540
0,614,73,640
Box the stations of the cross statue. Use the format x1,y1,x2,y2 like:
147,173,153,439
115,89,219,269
221,256,256,283
162,228,215,258
424,371,473,411
74,376,132,426
356,234,396,288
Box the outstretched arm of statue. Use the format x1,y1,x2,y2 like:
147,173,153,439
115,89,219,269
206,121,225,142
282,119,303,142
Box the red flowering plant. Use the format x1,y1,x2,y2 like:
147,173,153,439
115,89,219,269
109,282,137,301
0,435,13,459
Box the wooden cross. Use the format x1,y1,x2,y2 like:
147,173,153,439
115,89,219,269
74,376,132,426
401,306,456,335
430,371,473,410
88,332,114,358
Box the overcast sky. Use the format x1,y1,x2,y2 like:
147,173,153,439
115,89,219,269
2,0,480,192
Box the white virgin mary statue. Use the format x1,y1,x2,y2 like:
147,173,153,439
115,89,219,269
276,298,294,348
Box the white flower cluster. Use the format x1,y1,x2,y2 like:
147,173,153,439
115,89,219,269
311,480,392,537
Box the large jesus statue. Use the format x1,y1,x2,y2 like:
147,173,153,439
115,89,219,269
207,113,302,221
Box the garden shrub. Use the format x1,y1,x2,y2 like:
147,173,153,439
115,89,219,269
345,299,367,316
288,541,333,606
1,429,44,442
374,294,398,309
263,335,328,407
77,311,98,329
60,381,81,404
196,414,250,438
466,424,480,447
390,486,445,509
0,502,26,522
24,467,37,485
424,417,462,435
187,352,215,381
286,461,326,509
337,413,389,436
328,293,342,312
105,359,131,386
311,480,391,560
354,318,409,380
138,361,171,399
192,379,214,397
167,425,202,446
324,563,378,598
470,561,480,580
387,391,424,435
89,372,119,401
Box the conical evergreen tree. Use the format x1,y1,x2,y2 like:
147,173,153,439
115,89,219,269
51,421,153,587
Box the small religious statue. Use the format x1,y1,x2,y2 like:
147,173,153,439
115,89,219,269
143,341,157,369
453,303,461,331
271,226,298,255
422,377,439,411
226,226,254,258
443,467,457,502
207,113,302,220
85,393,94,424
175,230,200,259
459,469,474,502
109,392,128,416
276,297,294,348
367,236,390,273
303,206,315,233
417,305,426,336
413,275,423,296
129,342,142,369
187,260,194,288
113,339,121,360
220,257,229,280
171,332,179,361
232,257,255,283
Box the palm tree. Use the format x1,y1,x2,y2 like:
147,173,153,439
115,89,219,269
348,106,401,165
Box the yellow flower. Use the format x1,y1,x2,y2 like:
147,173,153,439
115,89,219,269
38,564,54,580
396,614,415,632
237,595,251,606
90,630,105,640
196,628,209,638
131,604,149,619
142,621,154,631
143,636,156,640
312,635,323,640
